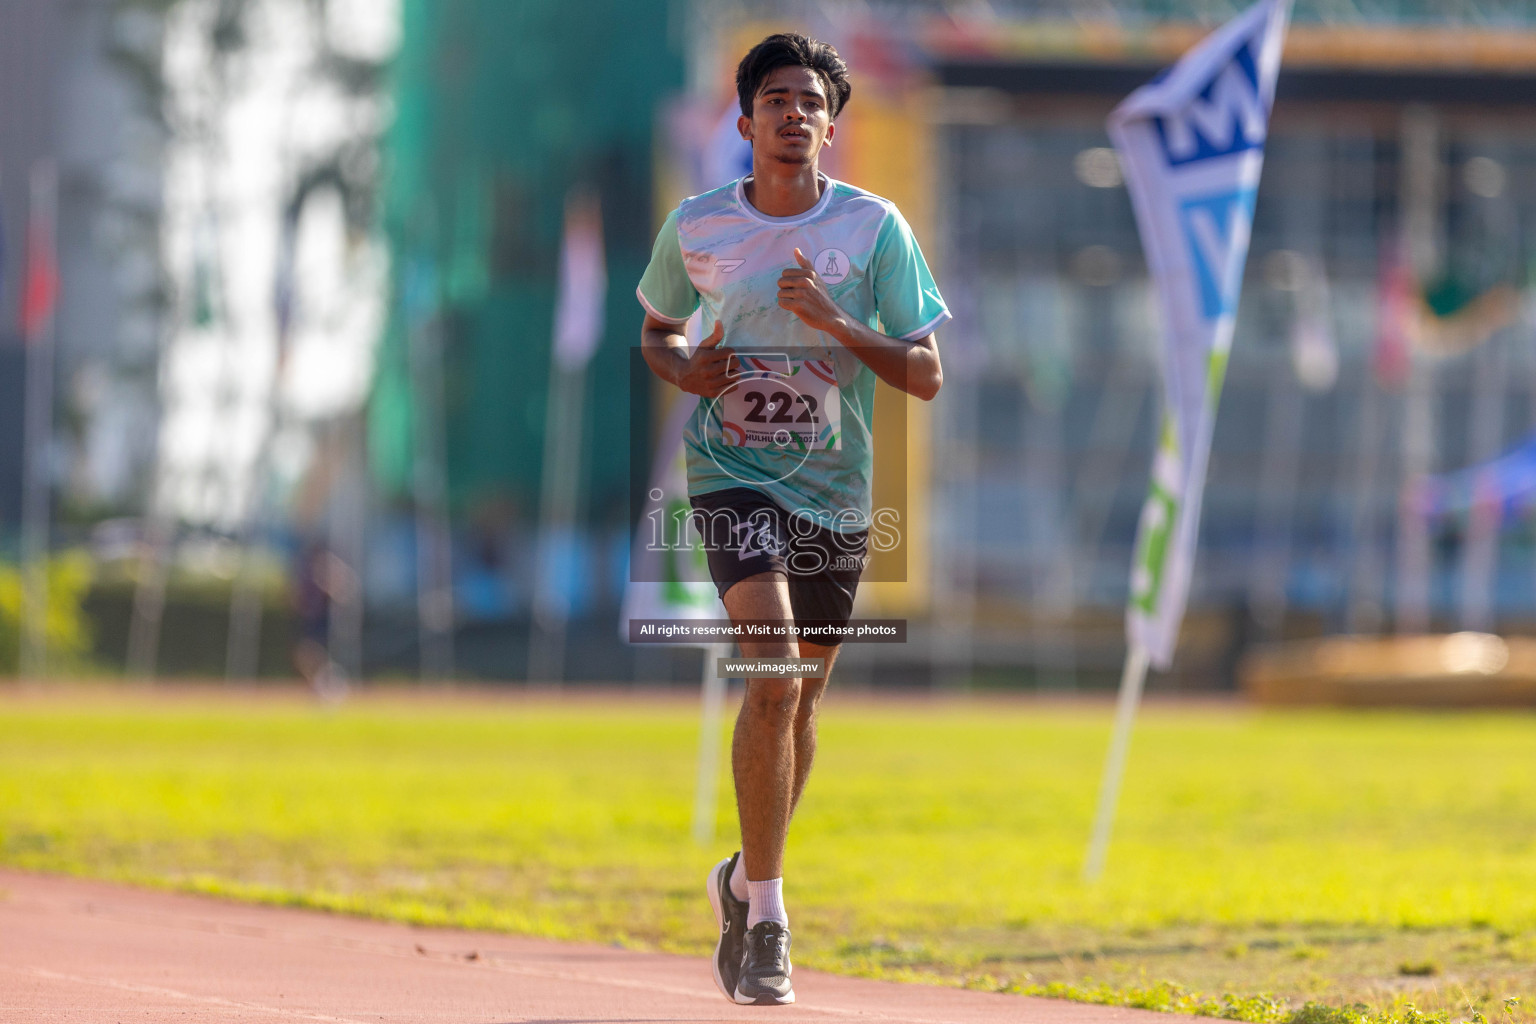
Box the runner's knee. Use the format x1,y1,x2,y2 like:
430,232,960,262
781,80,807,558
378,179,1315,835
744,676,802,719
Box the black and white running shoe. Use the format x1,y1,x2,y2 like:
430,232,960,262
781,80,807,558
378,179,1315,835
734,920,794,1005
706,852,749,1002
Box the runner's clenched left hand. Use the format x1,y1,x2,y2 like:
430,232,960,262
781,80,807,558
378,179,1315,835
778,248,846,336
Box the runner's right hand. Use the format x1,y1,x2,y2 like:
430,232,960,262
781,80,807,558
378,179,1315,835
676,321,736,398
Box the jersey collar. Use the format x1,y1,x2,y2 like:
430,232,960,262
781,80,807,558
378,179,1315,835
734,173,835,226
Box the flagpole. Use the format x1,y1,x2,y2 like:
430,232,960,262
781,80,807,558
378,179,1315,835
529,192,604,686
1345,351,1388,633
225,441,275,683
408,265,454,683
1084,644,1150,882
1394,107,1440,635
1395,370,1435,635
1071,350,1151,606
1248,368,1304,635
528,361,587,684
225,198,304,684
326,416,367,686
20,161,58,685
1027,382,1077,690
932,372,980,692
1462,478,1500,632
1459,339,1508,632
126,510,174,677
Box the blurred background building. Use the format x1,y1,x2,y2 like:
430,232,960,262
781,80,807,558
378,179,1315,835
6,0,1536,687
1,0,166,529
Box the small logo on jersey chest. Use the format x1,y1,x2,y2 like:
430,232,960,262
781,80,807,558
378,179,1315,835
715,258,745,273
814,248,849,284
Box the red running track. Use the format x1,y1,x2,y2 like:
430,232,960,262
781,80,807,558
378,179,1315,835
0,868,1178,1024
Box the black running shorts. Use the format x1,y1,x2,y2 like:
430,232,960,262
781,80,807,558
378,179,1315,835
688,487,868,646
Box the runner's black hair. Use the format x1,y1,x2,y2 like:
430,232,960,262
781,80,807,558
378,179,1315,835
736,33,851,120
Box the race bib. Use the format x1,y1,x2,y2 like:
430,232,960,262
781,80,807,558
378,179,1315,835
719,355,841,451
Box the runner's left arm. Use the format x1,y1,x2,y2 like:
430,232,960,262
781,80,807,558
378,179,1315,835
777,248,943,401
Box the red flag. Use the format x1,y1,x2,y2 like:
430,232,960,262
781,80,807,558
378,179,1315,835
20,180,58,341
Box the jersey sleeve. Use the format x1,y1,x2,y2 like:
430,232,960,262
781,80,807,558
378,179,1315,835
636,208,699,324
871,207,952,341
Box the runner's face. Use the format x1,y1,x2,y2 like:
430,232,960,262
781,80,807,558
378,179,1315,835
740,65,834,167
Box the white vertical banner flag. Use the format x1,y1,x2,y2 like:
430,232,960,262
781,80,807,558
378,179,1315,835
1086,0,1290,881
529,192,606,682
1112,0,1290,669
552,193,606,371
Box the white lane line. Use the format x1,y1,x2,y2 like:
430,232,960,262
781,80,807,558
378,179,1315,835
2,965,377,1024
474,955,967,1024
13,899,975,1023
30,900,964,1022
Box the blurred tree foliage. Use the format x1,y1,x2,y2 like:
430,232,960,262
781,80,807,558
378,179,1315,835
0,554,96,673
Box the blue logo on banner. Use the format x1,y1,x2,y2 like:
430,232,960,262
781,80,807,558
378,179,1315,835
1180,188,1257,319
1152,38,1267,167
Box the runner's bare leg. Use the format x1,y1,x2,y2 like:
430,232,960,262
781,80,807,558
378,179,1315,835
724,572,800,882
789,638,839,816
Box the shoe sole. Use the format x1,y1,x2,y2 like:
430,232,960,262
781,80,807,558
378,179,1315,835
706,857,734,1002
734,987,796,1005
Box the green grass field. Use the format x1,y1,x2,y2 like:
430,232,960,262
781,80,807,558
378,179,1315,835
2,688,1534,1022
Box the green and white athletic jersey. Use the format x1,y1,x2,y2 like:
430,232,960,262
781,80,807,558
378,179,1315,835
637,174,950,532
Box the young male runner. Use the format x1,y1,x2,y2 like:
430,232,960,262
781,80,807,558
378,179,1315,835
637,32,949,1006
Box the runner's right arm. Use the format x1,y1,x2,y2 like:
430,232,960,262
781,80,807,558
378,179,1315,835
641,316,735,398
638,208,735,396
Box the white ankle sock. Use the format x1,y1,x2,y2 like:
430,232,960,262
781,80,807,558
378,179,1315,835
729,854,749,902
746,878,787,929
